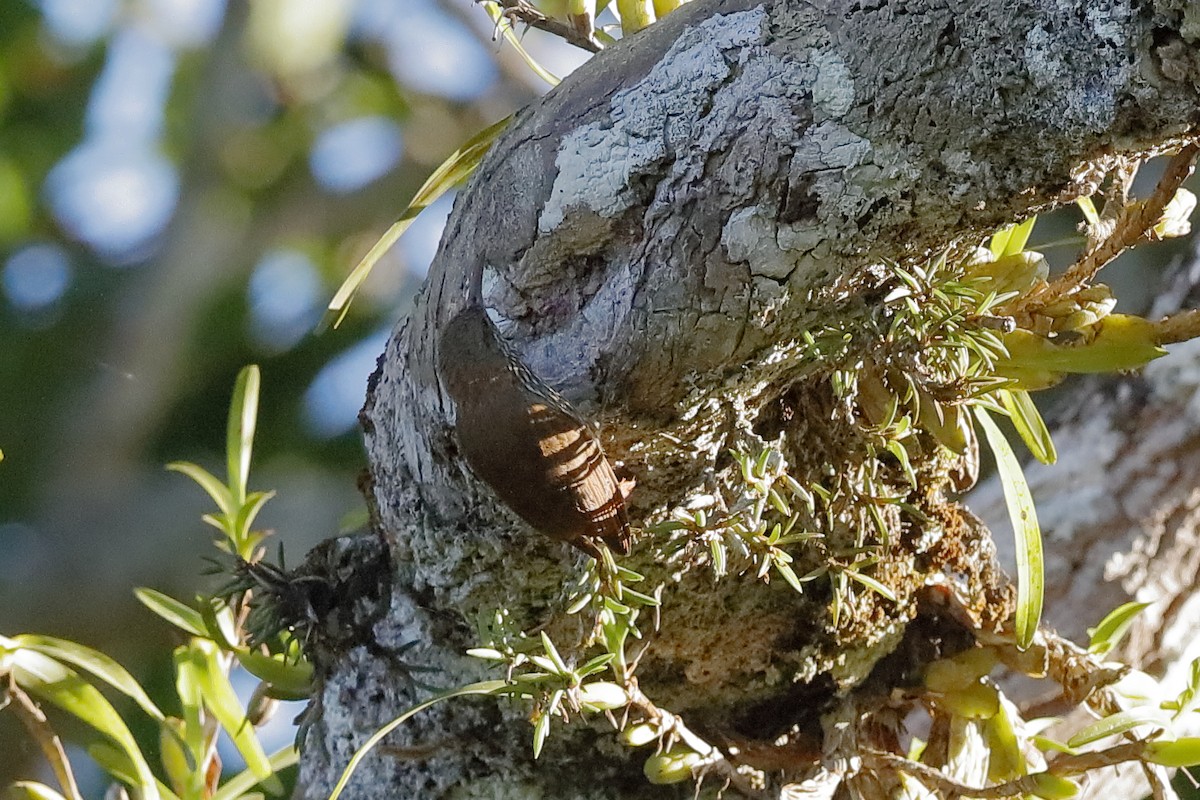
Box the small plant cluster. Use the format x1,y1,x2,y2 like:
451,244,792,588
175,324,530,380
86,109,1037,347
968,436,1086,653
1,367,310,800
860,602,1200,799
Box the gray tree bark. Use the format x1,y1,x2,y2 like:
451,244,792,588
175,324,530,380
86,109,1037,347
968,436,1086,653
294,1,1200,798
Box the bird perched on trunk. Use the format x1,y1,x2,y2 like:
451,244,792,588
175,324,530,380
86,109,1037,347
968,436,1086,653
437,305,632,559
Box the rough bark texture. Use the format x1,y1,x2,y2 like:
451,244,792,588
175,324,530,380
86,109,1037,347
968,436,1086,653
295,1,1200,798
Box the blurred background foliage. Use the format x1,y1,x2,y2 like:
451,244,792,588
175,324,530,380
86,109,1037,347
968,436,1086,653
0,0,590,787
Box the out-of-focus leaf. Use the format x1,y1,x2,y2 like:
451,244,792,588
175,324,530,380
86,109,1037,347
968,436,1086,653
324,116,512,328
10,650,159,800
1068,707,1171,747
210,746,300,800
188,640,276,787
13,635,164,722
7,782,69,800
227,365,260,511
1087,601,1151,655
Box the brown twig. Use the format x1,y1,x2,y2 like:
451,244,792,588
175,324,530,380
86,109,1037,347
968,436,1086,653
1152,308,1200,346
865,742,1152,799
4,678,86,800
1025,143,1200,313
485,0,602,53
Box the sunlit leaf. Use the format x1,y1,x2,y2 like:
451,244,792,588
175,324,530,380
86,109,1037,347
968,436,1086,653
210,746,299,800
482,3,561,86
186,640,276,787
7,781,69,800
1067,707,1171,747
998,389,1056,464
13,635,164,723
1087,601,1151,656
975,407,1042,649
165,462,233,519
10,650,160,800
989,216,1037,258
134,588,207,637
1076,196,1099,226
324,116,512,328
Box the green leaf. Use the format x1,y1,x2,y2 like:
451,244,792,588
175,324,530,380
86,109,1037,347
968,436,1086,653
324,116,512,328
998,389,1057,464
7,782,69,800
989,216,1037,258
186,640,276,786
1067,707,1171,747
232,648,313,698
172,647,207,793
10,650,160,800
482,2,561,86
1144,737,1200,768
166,462,233,519
1087,601,1151,656
774,561,806,594
134,588,207,637
1076,196,1099,226
232,490,276,546
844,569,898,602
328,681,511,800
13,635,164,723
227,365,260,510
532,709,551,759
975,407,1043,649
996,316,1166,382
210,745,299,800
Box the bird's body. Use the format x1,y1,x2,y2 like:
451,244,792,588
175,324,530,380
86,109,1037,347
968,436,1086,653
437,306,631,558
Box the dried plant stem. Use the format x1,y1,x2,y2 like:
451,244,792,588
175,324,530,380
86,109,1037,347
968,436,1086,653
624,682,771,799
1016,143,1200,319
866,741,1153,799
1153,308,1200,346
4,679,86,800
486,0,602,53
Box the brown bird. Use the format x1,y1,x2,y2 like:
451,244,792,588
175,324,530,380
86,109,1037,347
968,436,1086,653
437,306,632,559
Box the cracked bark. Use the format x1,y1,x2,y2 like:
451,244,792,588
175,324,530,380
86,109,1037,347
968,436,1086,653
293,1,1200,798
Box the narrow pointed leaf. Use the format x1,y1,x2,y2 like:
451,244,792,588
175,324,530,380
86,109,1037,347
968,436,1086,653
7,782,69,800
227,365,260,509
1088,601,1151,655
134,588,207,637
165,462,232,517
13,635,164,722
975,407,1043,649
324,116,512,328
328,681,511,800
11,651,159,800
210,746,300,800
188,640,275,785
998,389,1057,464
1067,707,1171,747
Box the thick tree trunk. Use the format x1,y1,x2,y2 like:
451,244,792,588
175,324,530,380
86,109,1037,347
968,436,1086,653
295,1,1200,797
